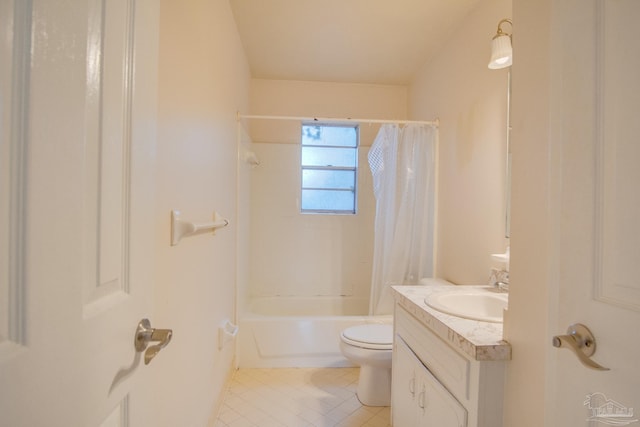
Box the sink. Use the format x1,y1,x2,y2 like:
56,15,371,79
424,288,508,323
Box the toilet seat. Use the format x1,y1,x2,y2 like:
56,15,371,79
341,324,393,350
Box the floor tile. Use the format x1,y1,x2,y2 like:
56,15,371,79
213,368,391,427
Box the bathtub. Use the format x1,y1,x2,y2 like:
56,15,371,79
237,296,392,368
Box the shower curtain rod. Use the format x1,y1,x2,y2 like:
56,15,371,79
237,112,439,128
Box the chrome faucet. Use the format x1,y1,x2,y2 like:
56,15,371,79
495,280,509,292
489,268,509,292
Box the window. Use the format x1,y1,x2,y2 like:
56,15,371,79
300,123,358,214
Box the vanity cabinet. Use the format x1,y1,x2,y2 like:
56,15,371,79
392,303,507,427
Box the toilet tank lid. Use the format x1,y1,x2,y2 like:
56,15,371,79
342,324,393,345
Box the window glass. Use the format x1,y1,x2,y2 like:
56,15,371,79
302,125,357,147
302,169,355,190
301,189,355,212
301,124,358,214
301,147,356,168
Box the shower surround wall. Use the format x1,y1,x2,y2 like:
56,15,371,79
242,80,409,311
249,142,374,300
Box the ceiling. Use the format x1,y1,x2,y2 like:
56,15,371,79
229,0,481,86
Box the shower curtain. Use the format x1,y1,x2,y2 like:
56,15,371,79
368,124,436,315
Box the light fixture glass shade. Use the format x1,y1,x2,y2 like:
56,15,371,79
488,34,512,69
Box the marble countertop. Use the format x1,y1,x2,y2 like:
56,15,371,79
392,284,512,361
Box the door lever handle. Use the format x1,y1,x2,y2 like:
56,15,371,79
135,318,173,365
552,323,609,371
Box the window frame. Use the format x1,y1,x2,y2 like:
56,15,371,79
300,122,359,215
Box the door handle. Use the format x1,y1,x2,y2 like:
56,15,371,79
135,318,173,365
552,323,609,371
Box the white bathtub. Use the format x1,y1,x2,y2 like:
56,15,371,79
237,296,392,368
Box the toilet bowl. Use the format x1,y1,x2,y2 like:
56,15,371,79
339,323,393,406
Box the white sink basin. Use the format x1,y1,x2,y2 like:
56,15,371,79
424,288,508,323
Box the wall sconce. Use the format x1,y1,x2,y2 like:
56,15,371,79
488,18,513,69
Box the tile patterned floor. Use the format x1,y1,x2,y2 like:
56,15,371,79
213,368,391,427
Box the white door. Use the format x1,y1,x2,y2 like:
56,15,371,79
0,1,160,426
549,0,640,425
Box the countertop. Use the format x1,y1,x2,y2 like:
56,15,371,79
392,284,512,361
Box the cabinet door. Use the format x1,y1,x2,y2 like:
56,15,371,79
392,337,418,426
418,362,467,427
393,337,467,427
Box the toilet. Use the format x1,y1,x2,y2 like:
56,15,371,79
339,323,393,406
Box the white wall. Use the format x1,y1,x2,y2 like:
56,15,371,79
408,0,571,424
155,1,250,425
242,80,407,307
409,0,512,285
249,79,408,146
503,0,552,425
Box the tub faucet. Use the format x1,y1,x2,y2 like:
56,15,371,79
494,281,509,292
489,268,509,293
